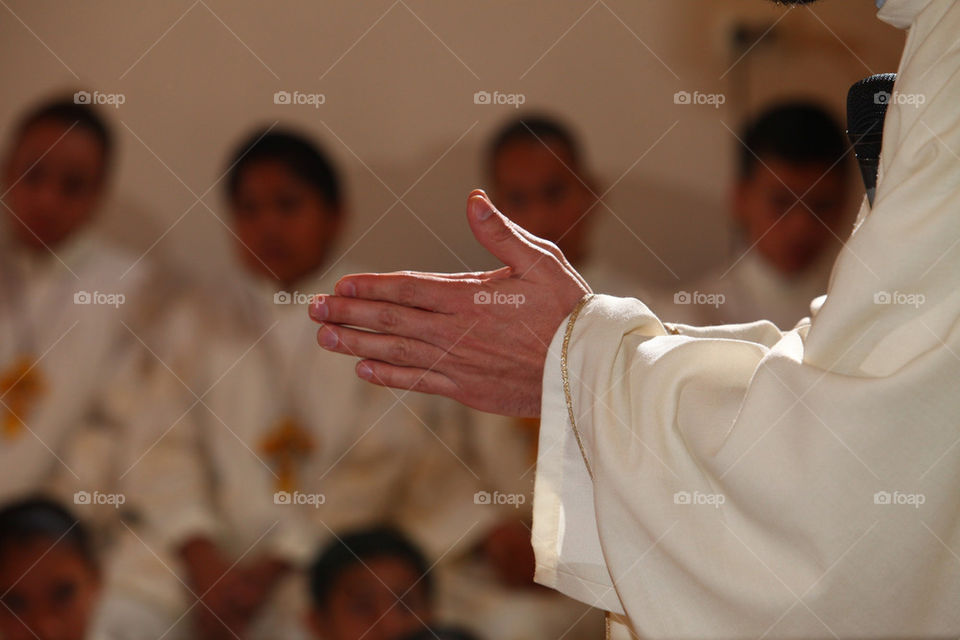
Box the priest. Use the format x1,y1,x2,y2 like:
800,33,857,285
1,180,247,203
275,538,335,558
310,0,960,637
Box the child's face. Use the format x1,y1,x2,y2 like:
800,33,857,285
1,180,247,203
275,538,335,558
2,120,107,251
231,160,342,287
0,539,100,640
311,556,431,640
734,158,849,276
491,140,595,263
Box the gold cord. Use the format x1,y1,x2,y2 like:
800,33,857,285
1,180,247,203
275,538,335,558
561,293,595,480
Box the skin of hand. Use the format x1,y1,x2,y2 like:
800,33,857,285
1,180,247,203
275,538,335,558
180,537,248,639
309,189,591,418
180,538,289,639
481,519,539,588
232,556,291,612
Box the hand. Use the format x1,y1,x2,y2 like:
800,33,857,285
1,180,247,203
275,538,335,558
309,190,590,417
232,556,291,613
180,539,288,639
481,519,538,588
180,537,250,639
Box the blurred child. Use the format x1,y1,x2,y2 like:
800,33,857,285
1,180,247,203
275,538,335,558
0,95,153,528
374,113,612,640
98,128,420,640
0,497,101,640
393,114,618,640
307,527,433,640
661,101,853,329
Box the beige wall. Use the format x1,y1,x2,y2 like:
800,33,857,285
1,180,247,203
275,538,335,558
0,0,904,288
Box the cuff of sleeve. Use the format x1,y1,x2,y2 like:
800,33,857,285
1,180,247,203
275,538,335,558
532,294,664,614
155,507,220,551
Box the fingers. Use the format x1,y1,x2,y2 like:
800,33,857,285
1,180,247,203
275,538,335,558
355,359,460,398
309,294,449,341
465,190,552,276
384,268,495,281
332,272,471,312
467,190,591,290
465,190,590,290
316,323,449,369
510,221,590,289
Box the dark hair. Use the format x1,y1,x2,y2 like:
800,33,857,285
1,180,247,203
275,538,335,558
398,626,481,640
738,102,849,180
12,95,114,170
486,113,582,176
0,497,96,569
226,128,342,212
308,526,431,609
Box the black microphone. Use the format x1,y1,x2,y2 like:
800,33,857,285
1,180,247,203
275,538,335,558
846,73,896,207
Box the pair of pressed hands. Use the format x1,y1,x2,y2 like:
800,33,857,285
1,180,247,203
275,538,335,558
309,190,591,418
181,537,289,639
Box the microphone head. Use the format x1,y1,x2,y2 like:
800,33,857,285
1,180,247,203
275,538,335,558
847,73,897,161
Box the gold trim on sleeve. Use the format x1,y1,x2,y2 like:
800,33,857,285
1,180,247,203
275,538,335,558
561,293,595,480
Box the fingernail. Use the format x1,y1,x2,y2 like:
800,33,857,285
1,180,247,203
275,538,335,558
357,362,372,379
318,325,338,348
472,194,493,221
338,280,357,297
309,295,328,321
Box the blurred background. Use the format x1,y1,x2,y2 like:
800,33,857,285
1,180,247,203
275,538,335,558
0,3,917,640
0,0,904,288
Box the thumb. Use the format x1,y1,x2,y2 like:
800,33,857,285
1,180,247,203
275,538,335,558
466,189,542,274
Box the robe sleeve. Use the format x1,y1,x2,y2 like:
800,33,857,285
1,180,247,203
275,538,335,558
532,295,783,616
531,294,834,635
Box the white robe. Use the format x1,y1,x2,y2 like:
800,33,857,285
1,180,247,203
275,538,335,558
532,0,960,637
658,250,837,331
98,262,422,640
99,259,594,640
0,229,151,518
